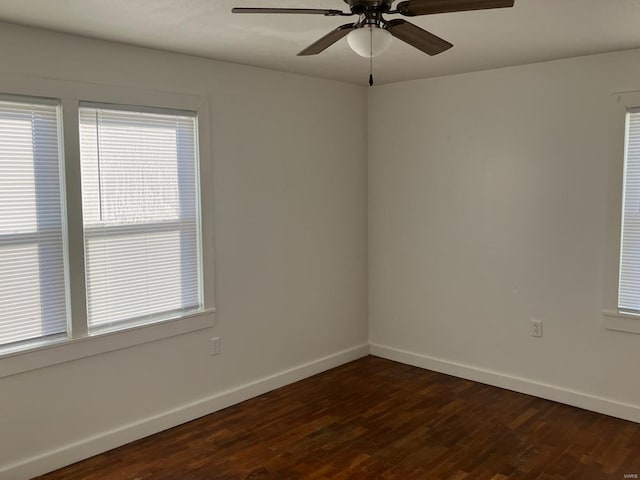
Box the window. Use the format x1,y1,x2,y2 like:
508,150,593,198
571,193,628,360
619,108,640,313
0,96,68,348
0,84,211,368
79,105,202,331
602,92,640,334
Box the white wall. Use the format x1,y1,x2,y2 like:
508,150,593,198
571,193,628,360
0,23,369,478
369,49,640,421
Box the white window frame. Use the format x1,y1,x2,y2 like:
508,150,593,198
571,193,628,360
603,90,640,335
79,102,204,332
0,74,215,378
0,94,70,348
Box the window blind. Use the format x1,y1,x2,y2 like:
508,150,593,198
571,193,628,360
0,97,67,348
79,105,201,330
619,109,640,312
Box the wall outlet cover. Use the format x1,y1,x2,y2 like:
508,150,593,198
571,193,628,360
210,337,221,356
531,320,543,338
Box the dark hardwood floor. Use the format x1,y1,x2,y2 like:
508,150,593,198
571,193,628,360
36,356,640,480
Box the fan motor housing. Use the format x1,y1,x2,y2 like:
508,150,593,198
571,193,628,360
344,0,393,14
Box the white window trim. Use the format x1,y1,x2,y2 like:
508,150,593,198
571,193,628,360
603,90,640,335
0,73,215,377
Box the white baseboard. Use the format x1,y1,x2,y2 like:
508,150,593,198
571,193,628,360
1,343,370,480
370,343,640,424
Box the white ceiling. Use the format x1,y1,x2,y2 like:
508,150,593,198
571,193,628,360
0,0,640,85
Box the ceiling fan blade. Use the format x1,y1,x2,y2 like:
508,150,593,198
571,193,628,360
396,0,514,16
385,19,452,55
297,24,357,56
232,7,345,16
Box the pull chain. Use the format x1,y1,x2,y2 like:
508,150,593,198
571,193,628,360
369,26,374,86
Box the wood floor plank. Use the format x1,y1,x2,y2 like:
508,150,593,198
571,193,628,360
34,356,640,479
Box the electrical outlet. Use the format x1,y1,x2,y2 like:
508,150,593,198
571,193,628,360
530,320,543,338
210,337,220,356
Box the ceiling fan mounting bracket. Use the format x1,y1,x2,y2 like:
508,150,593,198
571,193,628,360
343,0,393,16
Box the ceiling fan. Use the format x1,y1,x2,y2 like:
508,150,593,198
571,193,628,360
232,0,515,59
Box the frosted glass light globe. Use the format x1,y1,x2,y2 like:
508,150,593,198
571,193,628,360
347,25,392,58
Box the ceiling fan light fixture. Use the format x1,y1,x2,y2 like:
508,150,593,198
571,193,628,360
347,24,392,58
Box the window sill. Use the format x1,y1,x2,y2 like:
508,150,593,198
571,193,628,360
603,310,640,335
0,308,215,378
